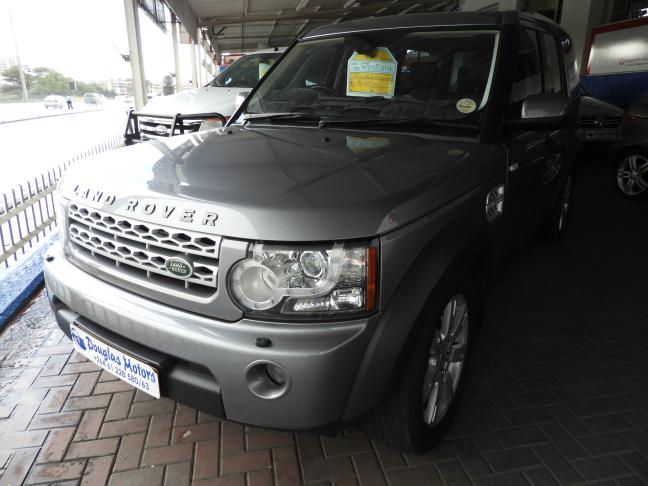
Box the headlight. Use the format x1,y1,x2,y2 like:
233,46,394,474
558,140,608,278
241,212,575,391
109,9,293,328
228,242,377,319
53,191,69,241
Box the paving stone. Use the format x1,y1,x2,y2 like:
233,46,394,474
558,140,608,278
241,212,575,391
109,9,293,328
63,394,111,411
245,430,293,451
1,449,38,486
105,390,135,421
572,455,631,481
171,421,220,444
38,386,72,414
353,452,387,486
141,442,194,466
193,438,219,479
302,456,355,482
164,461,191,486
25,459,86,485
108,465,165,486
113,432,146,472
29,411,82,430
146,413,172,448
99,416,149,438
273,445,302,486
65,437,119,459
484,448,540,473
70,371,101,397
247,468,273,486
37,427,76,463
74,409,106,441
221,449,271,476
93,379,135,395
386,465,444,486
81,455,114,486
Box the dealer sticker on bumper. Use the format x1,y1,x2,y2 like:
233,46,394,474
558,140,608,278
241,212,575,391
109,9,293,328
70,324,160,398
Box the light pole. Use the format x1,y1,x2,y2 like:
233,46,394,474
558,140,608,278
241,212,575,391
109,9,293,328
8,7,28,102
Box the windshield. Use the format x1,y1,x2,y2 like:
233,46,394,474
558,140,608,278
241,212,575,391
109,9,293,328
209,53,282,88
245,30,500,128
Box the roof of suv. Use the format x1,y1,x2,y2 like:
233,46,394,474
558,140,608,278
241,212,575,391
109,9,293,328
301,10,560,40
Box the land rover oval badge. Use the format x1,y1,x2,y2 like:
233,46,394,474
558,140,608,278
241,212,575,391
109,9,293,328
165,258,193,278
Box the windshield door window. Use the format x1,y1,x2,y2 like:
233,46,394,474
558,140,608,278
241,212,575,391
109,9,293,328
541,33,565,94
509,29,543,115
246,30,500,126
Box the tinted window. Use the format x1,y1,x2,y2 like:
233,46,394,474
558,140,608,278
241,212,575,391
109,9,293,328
541,33,564,94
510,29,542,105
209,53,282,88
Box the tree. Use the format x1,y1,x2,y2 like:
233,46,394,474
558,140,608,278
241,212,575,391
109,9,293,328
30,66,70,97
0,65,34,95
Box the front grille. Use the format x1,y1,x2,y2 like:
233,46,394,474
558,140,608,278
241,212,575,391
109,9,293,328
68,203,221,292
139,116,201,139
580,115,623,128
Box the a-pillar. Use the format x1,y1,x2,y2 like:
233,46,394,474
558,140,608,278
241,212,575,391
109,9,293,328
124,0,147,110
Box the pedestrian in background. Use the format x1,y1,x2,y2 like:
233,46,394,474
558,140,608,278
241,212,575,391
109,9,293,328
66,95,73,109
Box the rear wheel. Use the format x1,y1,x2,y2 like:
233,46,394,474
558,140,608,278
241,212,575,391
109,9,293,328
616,151,648,198
366,272,476,453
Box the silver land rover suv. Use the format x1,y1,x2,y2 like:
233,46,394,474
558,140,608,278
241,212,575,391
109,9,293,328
45,11,580,453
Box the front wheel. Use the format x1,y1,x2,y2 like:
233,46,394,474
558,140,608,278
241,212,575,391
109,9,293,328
616,151,648,198
365,272,476,453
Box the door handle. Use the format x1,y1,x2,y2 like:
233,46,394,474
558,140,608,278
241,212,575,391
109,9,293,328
508,163,519,172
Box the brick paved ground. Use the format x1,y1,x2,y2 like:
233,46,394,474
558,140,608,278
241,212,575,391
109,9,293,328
0,156,647,485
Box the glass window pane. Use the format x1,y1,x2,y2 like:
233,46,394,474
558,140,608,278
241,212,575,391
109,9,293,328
542,33,564,94
510,29,542,105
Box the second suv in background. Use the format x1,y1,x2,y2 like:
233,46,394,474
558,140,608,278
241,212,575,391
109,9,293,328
124,47,285,144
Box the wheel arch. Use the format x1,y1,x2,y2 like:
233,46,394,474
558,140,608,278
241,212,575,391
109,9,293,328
342,221,493,421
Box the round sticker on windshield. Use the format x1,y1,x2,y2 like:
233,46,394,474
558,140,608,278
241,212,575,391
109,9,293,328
456,98,477,114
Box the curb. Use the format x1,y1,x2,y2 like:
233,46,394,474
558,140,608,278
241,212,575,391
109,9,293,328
0,234,58,329
0,107,106,125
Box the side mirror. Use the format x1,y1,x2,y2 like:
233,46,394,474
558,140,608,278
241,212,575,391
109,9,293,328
508,94,571,131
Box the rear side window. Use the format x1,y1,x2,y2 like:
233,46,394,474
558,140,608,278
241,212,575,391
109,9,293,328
510,28,543,105
541,33,564,94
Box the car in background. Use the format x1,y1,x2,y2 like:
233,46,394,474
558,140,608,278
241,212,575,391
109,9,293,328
611,94,648,198
124,47,285,144
43,95,66,109
83,93,104,105
578,96,624,143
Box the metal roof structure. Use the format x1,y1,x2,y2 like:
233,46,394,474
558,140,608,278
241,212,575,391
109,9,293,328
167,0,458,55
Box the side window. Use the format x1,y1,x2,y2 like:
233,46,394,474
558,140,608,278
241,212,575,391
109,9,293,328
541,33,565,94
510,29,543,107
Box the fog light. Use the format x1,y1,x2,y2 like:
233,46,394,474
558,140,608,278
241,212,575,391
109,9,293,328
245,361,291,400
265,363,286,386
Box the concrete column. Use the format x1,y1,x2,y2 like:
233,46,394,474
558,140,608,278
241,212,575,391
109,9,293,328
124,0,147,110
560,0,610,75
191,42,199,88
171,16,182,93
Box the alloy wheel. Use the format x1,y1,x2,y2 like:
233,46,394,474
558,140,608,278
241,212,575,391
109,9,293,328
617,154,648,196
422,294,469,427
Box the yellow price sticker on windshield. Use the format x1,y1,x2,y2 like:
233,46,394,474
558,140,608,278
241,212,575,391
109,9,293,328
346,48,397,98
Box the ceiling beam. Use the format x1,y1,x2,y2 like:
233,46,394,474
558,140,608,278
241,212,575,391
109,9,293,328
198,0,442,26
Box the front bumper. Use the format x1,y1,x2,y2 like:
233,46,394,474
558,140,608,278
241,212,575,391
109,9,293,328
44,242,378,430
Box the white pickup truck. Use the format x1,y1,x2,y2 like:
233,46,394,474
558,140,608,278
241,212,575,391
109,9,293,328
125,47,285,144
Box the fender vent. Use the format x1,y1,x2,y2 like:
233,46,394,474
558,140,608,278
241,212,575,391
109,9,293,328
485,184,505,222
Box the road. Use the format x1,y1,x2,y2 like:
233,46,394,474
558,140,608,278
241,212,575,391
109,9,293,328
0,103,129,196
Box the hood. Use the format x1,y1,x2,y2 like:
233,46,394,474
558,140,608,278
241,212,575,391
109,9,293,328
60,126,502,241
140,86,241,117
578,96,624,117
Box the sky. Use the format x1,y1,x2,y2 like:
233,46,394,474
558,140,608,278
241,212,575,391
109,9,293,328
0,0,196,83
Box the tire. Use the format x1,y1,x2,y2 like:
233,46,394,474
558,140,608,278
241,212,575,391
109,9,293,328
539,173,573,243
365,270,476,454
616,149,648,199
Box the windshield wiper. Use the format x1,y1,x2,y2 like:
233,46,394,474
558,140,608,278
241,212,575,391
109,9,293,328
244,113,323,124
317,117,471,130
